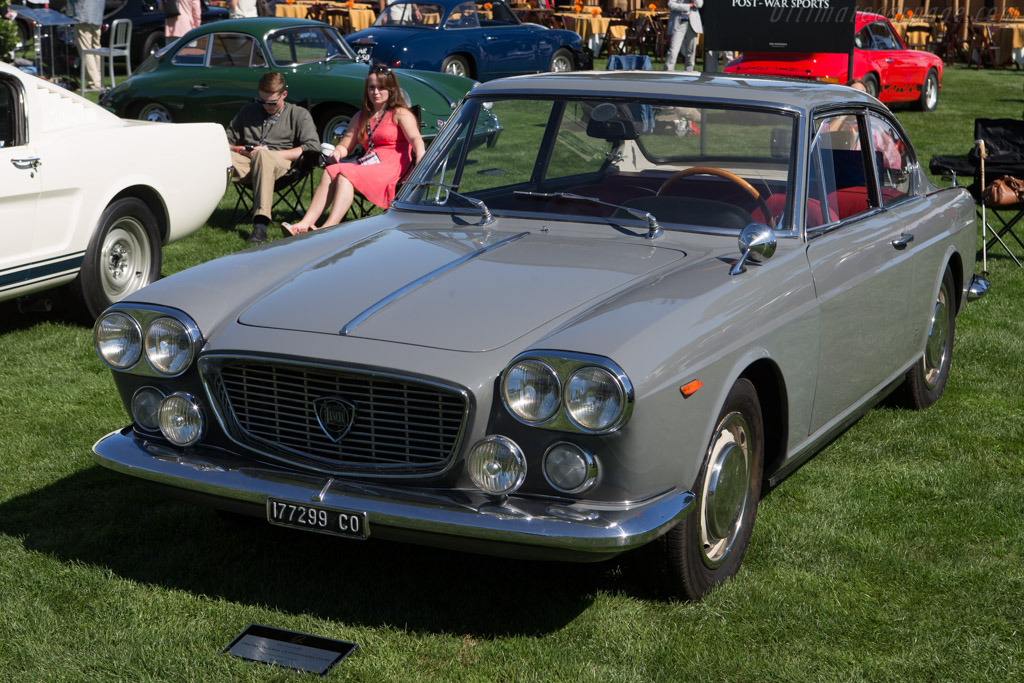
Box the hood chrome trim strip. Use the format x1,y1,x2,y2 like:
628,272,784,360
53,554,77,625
339,231,529,335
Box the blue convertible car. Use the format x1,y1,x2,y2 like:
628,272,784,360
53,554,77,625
346,0,591,80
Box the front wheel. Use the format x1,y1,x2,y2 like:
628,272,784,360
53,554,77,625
136,102,173,123
74,198,161,319
917,69,939,111
861,73,880,98
549,48,574,72
441,55,471,78
316,105,356,147
900,267,956,409
660,378,763,600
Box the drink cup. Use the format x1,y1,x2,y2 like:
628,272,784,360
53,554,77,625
320,142,336,157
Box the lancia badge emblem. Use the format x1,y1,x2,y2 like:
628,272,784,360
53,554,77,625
313,397,357,442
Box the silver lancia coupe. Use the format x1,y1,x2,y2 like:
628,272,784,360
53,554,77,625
92,72,988,600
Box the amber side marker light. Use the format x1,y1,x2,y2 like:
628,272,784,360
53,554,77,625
680,380,703,398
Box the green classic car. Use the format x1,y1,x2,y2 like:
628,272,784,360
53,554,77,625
100,18,486,145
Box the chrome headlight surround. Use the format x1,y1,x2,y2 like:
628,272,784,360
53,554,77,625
158,391,205,447
499,351,633,434
94,311,143,370
144,316,197,376
543,442,598,494
501,359,561,424
93,305,201,378
467,435,526,495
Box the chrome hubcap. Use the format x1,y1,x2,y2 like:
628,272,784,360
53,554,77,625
324,115,352,146
700,412,751,568
445,61,467,77
140,105,171,123
101,219,150,301
923,281,950,389
551,56,572,72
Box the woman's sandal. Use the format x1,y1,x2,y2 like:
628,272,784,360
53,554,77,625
282,222,308,236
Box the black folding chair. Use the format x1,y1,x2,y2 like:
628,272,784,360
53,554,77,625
228,149,320,228
931,118,1024,267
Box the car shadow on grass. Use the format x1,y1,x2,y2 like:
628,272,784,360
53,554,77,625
0,466,668,636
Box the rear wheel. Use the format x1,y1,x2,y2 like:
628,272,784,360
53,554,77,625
136,102,173,123
441,55,471,78
861,73,880,98
549,48,574,72
316,105,356,147
917,69,939,111
901,267,956,409
74,198,161,319
660,378,763,600
141,31,166,60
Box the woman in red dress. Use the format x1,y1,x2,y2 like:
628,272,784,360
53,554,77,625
283,63,425,235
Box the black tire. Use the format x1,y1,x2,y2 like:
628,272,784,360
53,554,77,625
861,73,880,98
140,31,166,61
441,55,471,78
136,101,173,123
660,378,763,600
901,267,956,410
549,48,574,73
74,198,161,319
316,105,357,147
916,68,939,112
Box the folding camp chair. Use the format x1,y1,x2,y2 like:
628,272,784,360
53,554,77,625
228,150,320,228
930,118,1024,267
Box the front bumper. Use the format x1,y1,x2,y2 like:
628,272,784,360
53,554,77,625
93,427,695,562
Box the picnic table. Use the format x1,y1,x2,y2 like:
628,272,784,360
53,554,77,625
276,1,378,31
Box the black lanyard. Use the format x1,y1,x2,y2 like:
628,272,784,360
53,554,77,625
259,110,282,147
365,110,387,152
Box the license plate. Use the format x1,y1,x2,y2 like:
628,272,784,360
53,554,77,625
267,499,368,539
356,49,370,63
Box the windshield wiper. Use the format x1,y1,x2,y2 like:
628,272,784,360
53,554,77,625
513,191,661,239
408,182,493,225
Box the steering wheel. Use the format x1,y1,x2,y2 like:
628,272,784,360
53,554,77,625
658,166,774,228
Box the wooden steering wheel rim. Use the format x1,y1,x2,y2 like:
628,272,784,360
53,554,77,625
658,166,773,227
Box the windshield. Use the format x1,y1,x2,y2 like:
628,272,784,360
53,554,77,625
267,26,357,66
373,3,445,27
397,96,798,233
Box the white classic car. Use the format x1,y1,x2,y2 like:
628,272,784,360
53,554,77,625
0,62,230,318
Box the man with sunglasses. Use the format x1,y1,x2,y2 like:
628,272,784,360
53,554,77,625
227,72,319,243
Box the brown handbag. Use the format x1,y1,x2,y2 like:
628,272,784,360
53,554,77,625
982,175,1024,207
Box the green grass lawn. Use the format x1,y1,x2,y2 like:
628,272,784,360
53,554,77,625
1,63,1023,681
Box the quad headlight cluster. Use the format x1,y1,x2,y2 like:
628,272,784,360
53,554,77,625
95,307,205,447
466,352,632,497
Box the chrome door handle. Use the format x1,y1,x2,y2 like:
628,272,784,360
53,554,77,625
485,35,498,41
886,58,894,63
891,232,914,249
191,84,209,91
11,157,41,169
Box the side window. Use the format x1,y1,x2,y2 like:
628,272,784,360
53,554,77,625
446,2,480,28
0,78,19,148
868,22,899,50
210,34,260,68
172,35,209,66
867,112,913,206
807,115,875,229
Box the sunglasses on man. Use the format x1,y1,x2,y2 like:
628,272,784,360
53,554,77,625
254,95,285,106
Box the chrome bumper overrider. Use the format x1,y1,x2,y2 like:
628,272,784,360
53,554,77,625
92,428,695,560
968,274,990,301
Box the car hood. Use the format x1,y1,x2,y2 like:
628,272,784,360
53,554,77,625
236,225,687,352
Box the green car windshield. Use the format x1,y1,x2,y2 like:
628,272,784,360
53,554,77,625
397,96,798,234
267,26,357,66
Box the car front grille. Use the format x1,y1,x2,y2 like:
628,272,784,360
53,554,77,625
200,357,468,476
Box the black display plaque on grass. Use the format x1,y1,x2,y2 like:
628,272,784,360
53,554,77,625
222,623,357,676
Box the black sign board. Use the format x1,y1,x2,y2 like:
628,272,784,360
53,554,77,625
222,624,357,676
704,0,856,54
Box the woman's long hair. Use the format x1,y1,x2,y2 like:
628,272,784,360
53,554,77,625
359,63,402,149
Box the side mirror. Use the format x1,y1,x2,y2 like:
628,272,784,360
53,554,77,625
730,223,777,275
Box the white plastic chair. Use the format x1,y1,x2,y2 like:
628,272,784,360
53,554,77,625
80,18,132,94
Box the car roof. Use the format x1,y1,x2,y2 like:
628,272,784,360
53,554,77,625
187,17,330,35
467,71,880,113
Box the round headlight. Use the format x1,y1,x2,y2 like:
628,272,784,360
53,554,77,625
132,387,165,432
158,392,204,446
543,442,598,494
145,317,195,376
503,360,560,423
565,367,624,432
95,312,142,369
468,436,526,495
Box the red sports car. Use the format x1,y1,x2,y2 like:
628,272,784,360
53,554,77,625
723,12,942,111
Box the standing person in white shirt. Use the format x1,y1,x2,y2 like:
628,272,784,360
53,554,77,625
664,0,703,72
229,0,258,18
